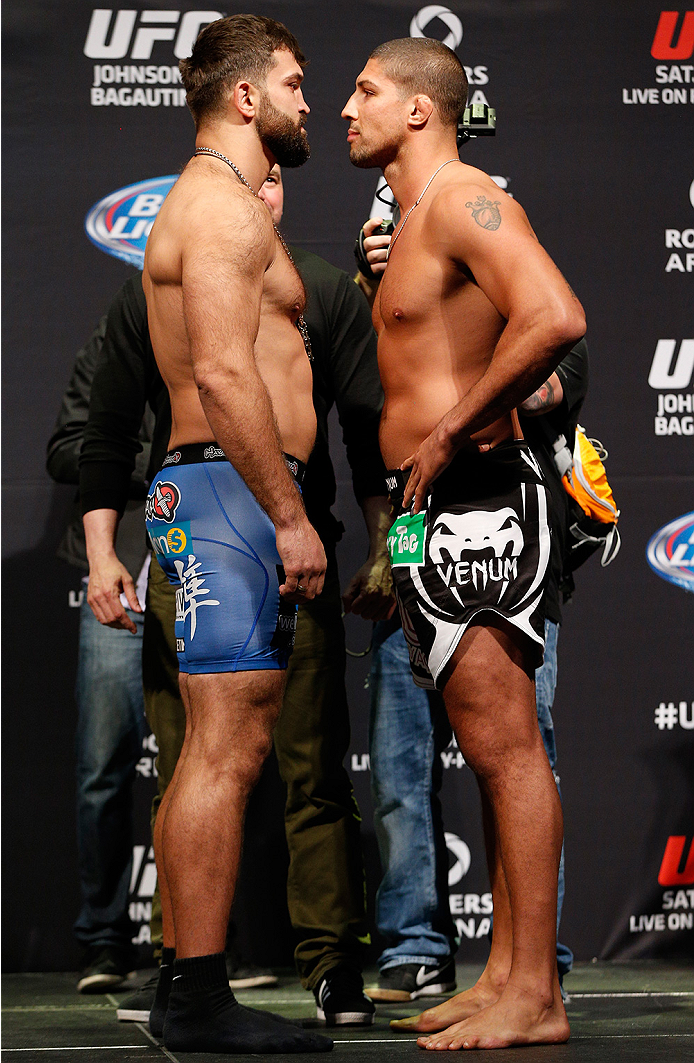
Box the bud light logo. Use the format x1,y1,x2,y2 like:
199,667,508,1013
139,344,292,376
646,512,694,592
84,175,177,267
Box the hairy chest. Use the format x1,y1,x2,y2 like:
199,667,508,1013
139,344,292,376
262,244,306,323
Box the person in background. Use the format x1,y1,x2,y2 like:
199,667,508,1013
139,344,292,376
46,329,152,993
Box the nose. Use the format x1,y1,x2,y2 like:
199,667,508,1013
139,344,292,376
297,88,310,115
341,93,357,121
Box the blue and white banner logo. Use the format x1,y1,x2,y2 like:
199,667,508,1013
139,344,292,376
84,175,177,267
646,512,694,593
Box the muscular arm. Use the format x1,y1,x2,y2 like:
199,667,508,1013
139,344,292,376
180,195,324,598
403,183,585,510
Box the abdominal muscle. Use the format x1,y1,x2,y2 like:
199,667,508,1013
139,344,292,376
377,332,514,470
150,288,315,463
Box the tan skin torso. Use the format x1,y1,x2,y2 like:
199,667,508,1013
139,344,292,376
373,166,515,470
143,161,315,463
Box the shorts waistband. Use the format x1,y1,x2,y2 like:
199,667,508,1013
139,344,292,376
385,468,409,512
162,444,307,485
385,440,539,511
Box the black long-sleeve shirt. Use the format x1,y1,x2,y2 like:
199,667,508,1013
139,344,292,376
46,313,154,576
79,253,386,549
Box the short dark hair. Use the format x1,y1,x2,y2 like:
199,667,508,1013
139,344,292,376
180,14,307,126
369,38,468,127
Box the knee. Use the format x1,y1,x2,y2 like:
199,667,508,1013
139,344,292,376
204,728,273,792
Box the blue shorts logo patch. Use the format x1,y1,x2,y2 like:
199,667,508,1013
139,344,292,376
149,521,191,557
145,481,181,523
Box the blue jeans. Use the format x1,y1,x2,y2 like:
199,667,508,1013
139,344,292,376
369,617,573,978
73,597,147,951
535,619,573,979
369,619,456,968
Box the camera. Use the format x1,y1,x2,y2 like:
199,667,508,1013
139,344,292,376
457,104,497,146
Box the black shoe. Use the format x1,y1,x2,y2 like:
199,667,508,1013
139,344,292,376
366,959,456,1001
226,949,278,989
116,973,159,1021
76,946,134,994
314,967,375,1026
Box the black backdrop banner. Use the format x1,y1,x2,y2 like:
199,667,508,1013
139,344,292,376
2,0,692,972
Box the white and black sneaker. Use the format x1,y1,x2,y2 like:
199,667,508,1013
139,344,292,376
314,967,375,1026
366,959,456,1001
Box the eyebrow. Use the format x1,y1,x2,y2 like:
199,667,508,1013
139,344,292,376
357,78,378,90
283,70,304,84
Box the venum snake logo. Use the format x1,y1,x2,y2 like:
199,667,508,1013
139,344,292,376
428,508,523,601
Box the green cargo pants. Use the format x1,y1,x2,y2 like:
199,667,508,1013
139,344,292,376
143,552,369,989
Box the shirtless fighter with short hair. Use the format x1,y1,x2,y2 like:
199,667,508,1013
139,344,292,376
139,14,330,1054
343,39,586,1050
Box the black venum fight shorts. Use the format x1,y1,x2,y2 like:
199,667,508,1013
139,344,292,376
385,441,551,689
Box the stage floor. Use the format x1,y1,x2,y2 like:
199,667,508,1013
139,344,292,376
3,962,693,1062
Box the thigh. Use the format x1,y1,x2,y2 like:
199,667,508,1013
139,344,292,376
185,667,287,753
441,620,540,773
147,461,295,676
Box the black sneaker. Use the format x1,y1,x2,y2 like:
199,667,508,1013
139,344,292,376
366,959,456,1001
314,967,375,1026
116,973,159,1021
76,946,134,994
226,949,278,989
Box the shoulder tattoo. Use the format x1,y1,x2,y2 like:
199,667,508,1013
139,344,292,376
465,194,502,231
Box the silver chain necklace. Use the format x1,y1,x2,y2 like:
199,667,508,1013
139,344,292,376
193,147,312,361
386,158,460,261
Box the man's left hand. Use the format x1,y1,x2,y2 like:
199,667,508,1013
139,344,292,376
342,554,395,621
401,425,457,513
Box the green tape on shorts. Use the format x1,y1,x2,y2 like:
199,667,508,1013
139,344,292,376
387,512,426,566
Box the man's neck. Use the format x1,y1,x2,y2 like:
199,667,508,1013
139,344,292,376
194,125,272,193
384,138,460,212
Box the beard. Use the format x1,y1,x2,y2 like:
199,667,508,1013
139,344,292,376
348,132,396,171
257,95,310,168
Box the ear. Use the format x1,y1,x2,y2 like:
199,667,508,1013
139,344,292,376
408,94,434,130
231,79,260,120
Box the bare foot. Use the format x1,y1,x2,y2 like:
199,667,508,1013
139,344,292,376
391,980,502,1033
416,985,569,1050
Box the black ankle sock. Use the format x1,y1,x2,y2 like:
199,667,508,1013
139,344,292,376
164,953,333,1054
148,948,175,1039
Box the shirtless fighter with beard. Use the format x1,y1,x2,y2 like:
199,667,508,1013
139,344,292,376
342,38,585,1050
138,15,331,1054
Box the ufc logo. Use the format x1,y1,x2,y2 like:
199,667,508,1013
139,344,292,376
651,11,694,60
658,836,694,886
84,9,222,60
648,340,694,389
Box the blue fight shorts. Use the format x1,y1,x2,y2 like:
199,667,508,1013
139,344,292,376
144,443,306,674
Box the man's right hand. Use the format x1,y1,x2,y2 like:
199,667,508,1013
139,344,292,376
276,518,326,603
360,216,392,276
86,555,141,633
